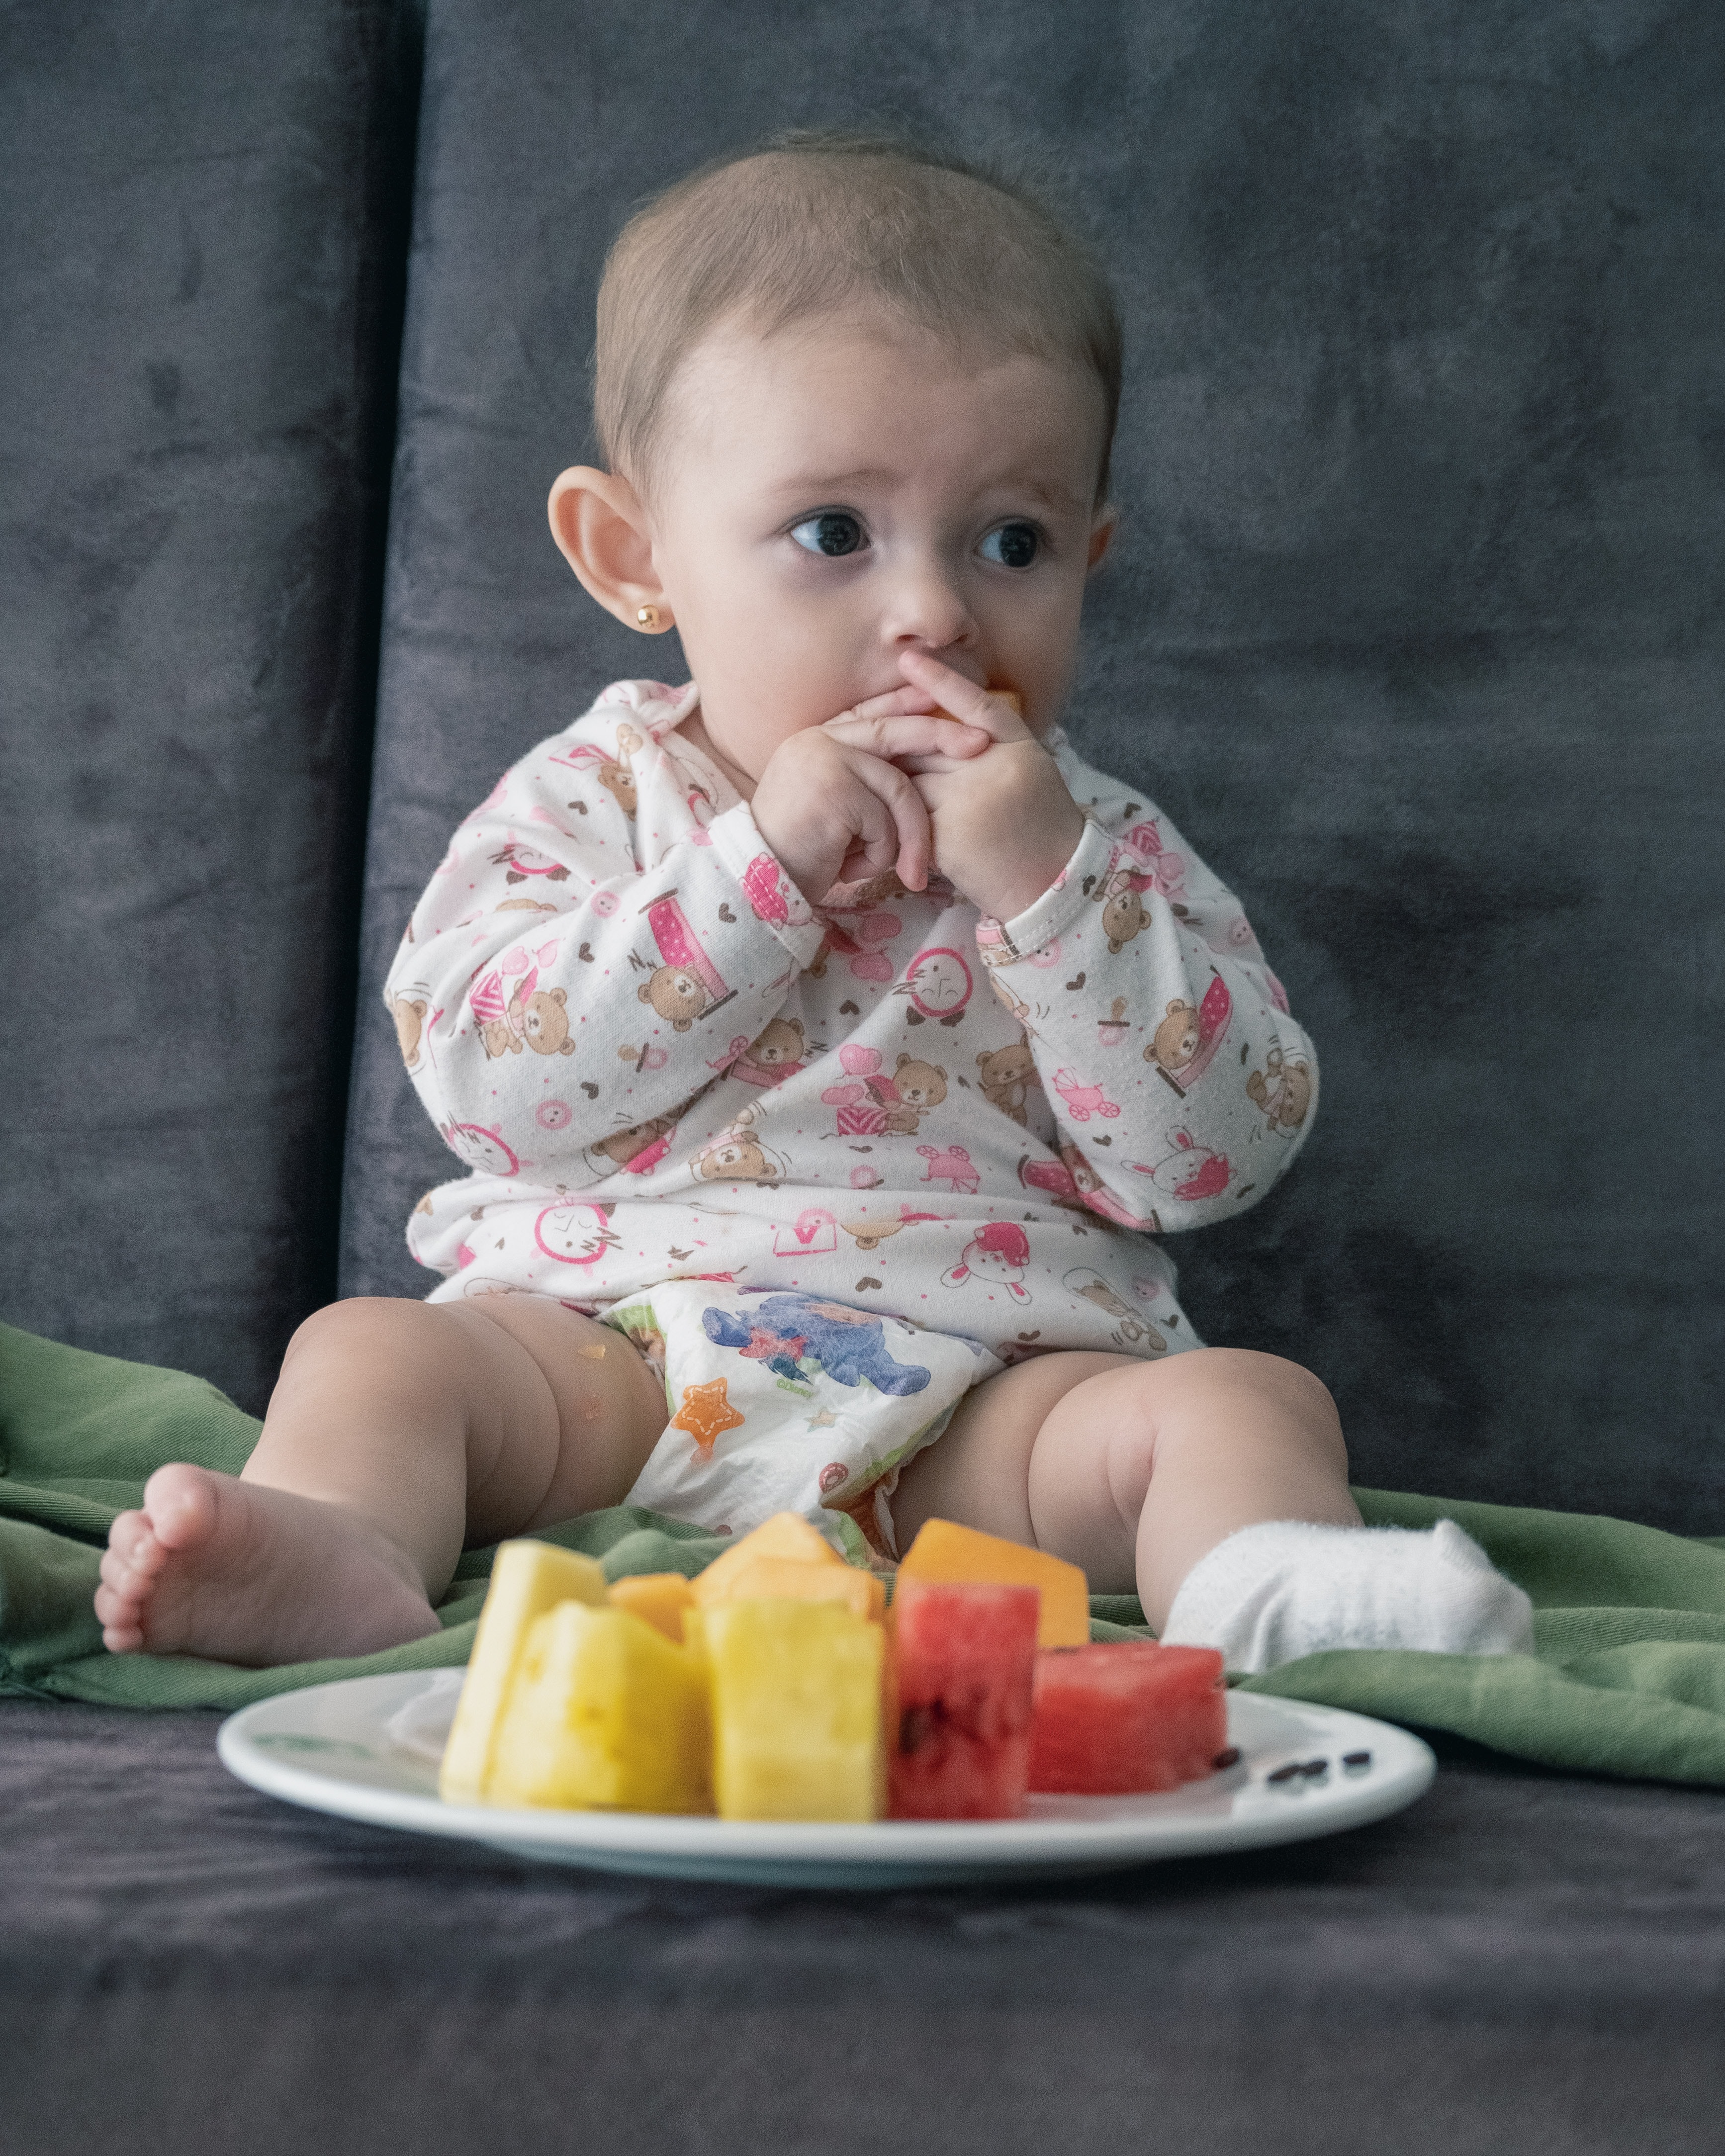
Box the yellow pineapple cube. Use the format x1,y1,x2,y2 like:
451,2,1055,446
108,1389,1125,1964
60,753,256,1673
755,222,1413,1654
699,1599,885,1822
606,1571,697,1642
439,1539,609,1802
701,1552,886,1624
689,1510,844,1607
486,1603,712,1814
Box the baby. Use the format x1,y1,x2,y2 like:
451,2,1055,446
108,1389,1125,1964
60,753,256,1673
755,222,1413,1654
96,133,1532,1674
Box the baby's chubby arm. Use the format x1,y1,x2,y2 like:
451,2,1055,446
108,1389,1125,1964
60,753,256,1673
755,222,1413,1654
879,656,1321,1233
383,695,834,1167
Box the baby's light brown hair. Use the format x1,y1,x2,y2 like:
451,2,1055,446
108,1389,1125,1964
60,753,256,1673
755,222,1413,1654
594,129,1123,507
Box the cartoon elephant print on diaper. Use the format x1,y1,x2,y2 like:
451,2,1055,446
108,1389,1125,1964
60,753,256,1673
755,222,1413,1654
702,1293,931,1395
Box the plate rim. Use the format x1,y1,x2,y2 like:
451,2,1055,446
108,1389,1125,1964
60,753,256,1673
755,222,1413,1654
217,1670,1435,1876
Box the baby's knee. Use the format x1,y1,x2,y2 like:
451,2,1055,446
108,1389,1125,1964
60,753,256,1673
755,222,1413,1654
1157,1347,1344,1452
279,1295,469,1385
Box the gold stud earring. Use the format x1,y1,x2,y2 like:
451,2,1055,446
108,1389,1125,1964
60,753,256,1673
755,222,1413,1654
636,604,662,631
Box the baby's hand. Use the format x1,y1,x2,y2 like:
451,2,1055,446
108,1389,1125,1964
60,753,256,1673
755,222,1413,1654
892,652,1086,922
750,705,990,902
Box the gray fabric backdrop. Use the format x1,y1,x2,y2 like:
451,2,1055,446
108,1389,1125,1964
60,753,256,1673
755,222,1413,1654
340,0,1725,1528
0,0,413,1413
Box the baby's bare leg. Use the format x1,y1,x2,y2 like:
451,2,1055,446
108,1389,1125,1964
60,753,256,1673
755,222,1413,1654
95,1296,668,1668
890,1347,1357,1631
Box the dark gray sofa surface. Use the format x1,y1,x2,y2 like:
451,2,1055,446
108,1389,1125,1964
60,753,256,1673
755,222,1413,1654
5,1701,1725,2156
3,0,1724,2148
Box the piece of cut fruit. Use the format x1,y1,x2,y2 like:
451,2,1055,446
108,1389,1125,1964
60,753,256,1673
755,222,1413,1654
439,1539,609,1802
888,1578,1039,1819
697,1599,885,1822
698,1552,886,1623
486,1602,711,1813
895,1518,1090,1648
606,1572,697,1642
1027,1641,1227,1794
689,1510,845,1606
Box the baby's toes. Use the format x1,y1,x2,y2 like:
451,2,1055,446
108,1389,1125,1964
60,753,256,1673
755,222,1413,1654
139,1463,221,1552
107,1508,165,1573
99,1538,153,1599
94,1579,146,1650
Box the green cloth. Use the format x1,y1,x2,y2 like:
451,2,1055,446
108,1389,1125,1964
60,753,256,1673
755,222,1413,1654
6,1319,1725,1787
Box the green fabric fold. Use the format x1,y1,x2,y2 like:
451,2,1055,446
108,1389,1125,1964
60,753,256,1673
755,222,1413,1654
6,1319,1725,1785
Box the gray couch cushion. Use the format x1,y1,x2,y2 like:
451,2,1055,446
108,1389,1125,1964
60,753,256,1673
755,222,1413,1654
342,0,1724,1526
0,0,412,1413
3,1698,1724,2155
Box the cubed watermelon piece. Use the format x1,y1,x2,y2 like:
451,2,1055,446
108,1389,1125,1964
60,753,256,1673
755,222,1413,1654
888,1578,1039,1820
1028,1642,1228,1795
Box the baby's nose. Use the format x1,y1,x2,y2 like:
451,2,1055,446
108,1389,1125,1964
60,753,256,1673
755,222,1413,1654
883,561,978,658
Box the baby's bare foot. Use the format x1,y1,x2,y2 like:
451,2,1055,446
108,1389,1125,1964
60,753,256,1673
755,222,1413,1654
96,1464,441,1668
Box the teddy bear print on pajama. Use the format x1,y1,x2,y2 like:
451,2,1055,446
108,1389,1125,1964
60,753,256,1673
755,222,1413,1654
385,680,1318,1545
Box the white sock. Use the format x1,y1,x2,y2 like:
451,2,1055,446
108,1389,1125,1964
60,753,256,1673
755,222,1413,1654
1159,1518,1535,1674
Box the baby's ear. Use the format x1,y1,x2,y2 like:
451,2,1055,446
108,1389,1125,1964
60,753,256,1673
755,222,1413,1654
1087,502,1119,573
547,465,673,635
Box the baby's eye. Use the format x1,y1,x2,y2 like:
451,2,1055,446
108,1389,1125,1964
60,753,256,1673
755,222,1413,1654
790,512,866,558
980,522,1041,570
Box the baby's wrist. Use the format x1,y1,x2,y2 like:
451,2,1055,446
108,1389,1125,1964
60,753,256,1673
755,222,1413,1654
966,804,1086,922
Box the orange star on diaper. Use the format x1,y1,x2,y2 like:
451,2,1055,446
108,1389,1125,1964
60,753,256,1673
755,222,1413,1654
671,1377,745,1455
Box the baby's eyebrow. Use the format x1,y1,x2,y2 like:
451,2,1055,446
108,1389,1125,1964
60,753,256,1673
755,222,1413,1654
763,467,1088,516
1001,476,1089,517
763,465,895,499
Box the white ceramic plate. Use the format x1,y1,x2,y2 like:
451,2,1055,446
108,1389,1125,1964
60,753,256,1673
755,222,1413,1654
217,1669,1435,1887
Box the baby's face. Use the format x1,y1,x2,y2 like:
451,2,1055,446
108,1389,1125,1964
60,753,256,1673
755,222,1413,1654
645,311,1114,784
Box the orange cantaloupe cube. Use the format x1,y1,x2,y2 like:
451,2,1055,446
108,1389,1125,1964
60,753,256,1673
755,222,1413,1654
701,1553,886,1624
895,1518,1090,1648
607,1572,697,1643
689,1511,845,1606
